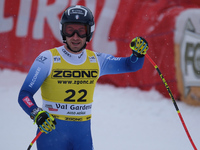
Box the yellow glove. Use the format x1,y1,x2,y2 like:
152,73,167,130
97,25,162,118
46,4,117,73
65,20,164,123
130,37,149,57
31,108,56,134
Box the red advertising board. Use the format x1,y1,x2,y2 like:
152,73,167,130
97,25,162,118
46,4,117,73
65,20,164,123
0,0,200,101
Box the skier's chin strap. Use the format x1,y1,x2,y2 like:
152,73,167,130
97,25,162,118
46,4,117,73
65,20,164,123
64,41,87,53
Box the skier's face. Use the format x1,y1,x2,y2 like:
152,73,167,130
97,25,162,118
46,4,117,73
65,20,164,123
64,24,87,53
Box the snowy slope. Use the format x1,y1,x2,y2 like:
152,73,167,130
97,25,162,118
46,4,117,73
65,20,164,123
0,69,199,150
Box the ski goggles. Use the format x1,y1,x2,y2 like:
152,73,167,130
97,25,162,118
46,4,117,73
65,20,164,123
62,23,88,38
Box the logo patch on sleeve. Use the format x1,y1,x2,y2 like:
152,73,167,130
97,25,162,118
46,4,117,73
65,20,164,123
22,96,34,108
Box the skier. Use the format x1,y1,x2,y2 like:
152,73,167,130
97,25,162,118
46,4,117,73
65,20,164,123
18,5,149,150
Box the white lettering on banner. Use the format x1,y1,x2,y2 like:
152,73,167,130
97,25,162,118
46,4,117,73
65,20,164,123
181,30,200,96
92,0,120,55
33,0,68,41
16,0,32,37
0,0,13,32
0,0,120,55
71,0,96,15
85,0,96,16
175,9,200,44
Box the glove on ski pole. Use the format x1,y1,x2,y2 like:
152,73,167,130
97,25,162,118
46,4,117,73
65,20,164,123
30,107,56,134
130,37,149,57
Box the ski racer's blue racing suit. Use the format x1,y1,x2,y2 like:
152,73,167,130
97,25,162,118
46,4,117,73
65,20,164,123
18,45,144,150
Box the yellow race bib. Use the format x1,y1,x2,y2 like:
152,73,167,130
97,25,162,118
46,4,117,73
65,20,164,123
41,48,99,121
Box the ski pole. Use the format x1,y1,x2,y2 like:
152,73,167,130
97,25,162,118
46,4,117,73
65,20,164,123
27,131,42,150
145,53,197,150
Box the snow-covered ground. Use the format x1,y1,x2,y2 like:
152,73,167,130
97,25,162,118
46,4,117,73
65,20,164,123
0,69,199,150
